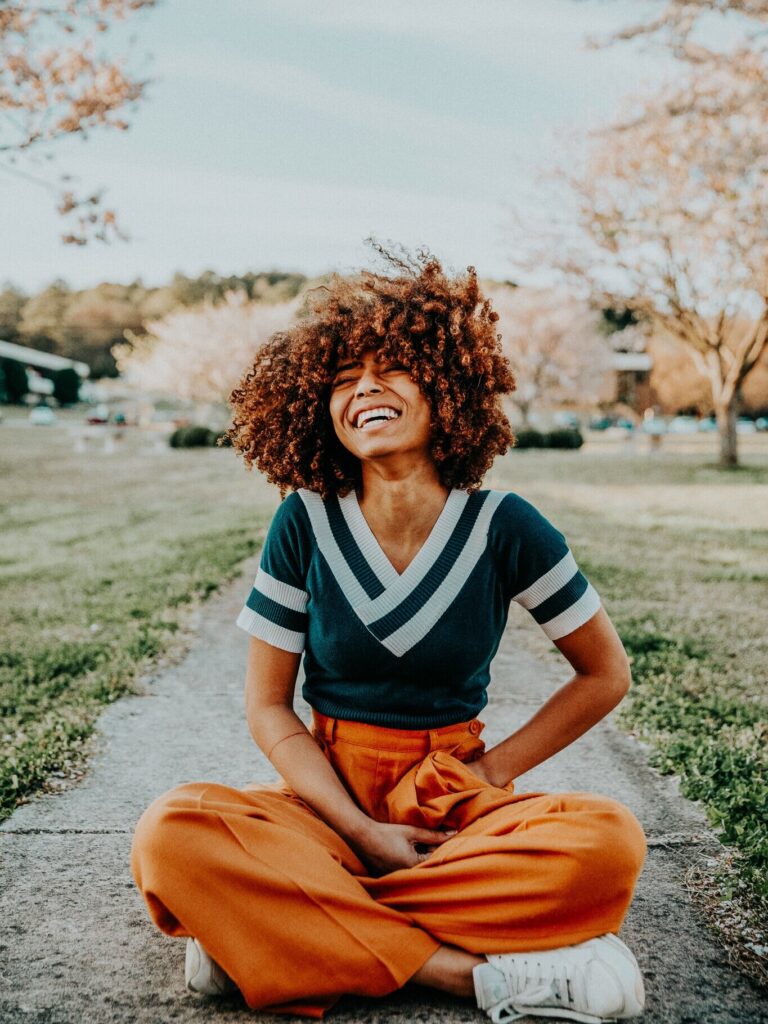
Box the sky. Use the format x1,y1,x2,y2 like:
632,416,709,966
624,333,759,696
2,0,675,292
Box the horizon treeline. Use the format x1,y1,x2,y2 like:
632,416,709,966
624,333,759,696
0,271,309,378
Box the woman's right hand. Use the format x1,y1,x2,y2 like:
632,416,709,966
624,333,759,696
352,820,456,876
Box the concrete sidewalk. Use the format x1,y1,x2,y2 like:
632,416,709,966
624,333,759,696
1,560,766,1023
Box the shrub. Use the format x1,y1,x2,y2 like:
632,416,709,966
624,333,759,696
546,428,584,449
513,428,584,450
514,429,546,449
169,425,220,448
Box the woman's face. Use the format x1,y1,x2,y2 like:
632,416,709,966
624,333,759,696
329,350,433,465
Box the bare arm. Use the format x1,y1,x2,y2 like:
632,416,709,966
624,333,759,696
244,637,454,873
470,607,631,788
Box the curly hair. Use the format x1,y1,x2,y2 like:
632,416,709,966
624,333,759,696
227,241,516,497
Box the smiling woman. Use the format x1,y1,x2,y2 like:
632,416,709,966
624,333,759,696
131,242,647,1022
225,241,515,497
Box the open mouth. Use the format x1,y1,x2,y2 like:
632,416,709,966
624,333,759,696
354,406,401,430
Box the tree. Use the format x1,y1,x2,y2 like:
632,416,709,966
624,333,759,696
168,270,309,308
17,279,71,351
562,114,768,465
114,291,303,411
11,270,313,378
567,0,768,465
588,0,767,184
645,325,768,416
61,284,146,375
591,0,768,134
515,0,768,465
0,285,26,340
1,0,156,244
485,284,613,426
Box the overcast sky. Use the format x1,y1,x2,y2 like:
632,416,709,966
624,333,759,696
3,0,674,292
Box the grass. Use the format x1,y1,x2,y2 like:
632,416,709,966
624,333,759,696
488,449,768,938
3,416,767,951
0,414,280,817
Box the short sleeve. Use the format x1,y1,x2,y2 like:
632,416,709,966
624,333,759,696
236,493,310,653
491,493,601,641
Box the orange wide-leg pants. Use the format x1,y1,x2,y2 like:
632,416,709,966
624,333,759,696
131,713,646,1017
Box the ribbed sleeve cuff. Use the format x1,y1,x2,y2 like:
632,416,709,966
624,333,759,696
539,583,601,640
236,606,306,653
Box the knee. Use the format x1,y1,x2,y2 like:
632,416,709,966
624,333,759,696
576,797,647,886
131,783,205,893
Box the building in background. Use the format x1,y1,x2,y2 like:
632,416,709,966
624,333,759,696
0,340,89,404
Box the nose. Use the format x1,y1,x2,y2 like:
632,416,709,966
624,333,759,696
354,369,384,398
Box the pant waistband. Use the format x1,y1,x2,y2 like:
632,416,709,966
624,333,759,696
311,710,484,752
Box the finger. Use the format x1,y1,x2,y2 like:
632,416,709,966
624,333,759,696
411,827,457,846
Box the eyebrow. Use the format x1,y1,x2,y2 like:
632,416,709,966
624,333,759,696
333,360,362,374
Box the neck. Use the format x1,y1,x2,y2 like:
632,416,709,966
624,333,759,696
357,458,449,543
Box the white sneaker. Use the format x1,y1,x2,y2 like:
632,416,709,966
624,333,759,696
185,937,238,996
473,933,645,1023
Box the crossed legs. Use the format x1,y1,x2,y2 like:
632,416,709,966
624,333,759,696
131,780,645,1016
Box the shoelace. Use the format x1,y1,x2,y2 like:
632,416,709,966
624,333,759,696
490,958,575,1024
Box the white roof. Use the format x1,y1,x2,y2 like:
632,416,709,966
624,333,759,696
0,339,90,378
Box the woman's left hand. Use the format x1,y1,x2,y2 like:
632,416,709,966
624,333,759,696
462,753,506,788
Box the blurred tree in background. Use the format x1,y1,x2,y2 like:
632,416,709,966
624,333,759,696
593,0,768,466
114,290,303,414
528,0,768,465
486,283,613,426
0,271,309,379
0,285,26,341
594,0,768,137
0,0,156,244
565,101,767,466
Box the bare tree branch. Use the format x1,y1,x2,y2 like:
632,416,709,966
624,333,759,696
0,0,156,243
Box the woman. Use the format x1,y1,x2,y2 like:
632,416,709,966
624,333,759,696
131,246,647,1022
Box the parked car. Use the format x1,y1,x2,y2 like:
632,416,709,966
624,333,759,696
640,415,666,435
698,417,718,432
29,405,57,426
614,416,635,431
589,415,614,431
667,416,700,434
589,414,635,431
736,417,757,434
85,403,110,425
552,411,581,430
755,417,768,432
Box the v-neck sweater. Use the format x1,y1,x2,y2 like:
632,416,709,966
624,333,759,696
236,488,601,729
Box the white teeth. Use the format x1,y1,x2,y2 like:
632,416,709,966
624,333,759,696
355,406,400,429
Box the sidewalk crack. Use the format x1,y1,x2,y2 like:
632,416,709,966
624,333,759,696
1,827,132,835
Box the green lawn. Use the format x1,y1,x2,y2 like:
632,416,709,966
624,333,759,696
2,417,767,933
0,416,280,814
488,450,768,928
